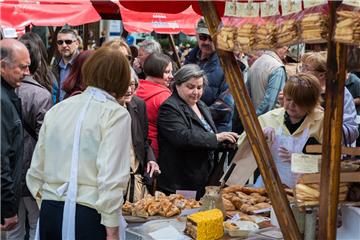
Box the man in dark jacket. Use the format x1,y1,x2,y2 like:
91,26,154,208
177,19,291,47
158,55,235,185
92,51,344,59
0,39,30,231
185,18,234,132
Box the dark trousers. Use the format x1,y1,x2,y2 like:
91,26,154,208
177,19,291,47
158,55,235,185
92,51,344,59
39,200,106,240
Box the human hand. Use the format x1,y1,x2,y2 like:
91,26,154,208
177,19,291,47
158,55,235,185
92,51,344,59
279,146,292,162
277,91,284,107
0,215,18,231
146,161,161,178
106,226,119,240
216,132,239,143
132,58,142,73
263,127,275,143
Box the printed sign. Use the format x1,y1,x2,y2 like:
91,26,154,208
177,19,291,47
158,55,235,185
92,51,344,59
281,0,302,15
261,0,280,17
236,2,260,18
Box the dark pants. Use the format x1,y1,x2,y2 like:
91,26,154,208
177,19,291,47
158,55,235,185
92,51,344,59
39,200,106,240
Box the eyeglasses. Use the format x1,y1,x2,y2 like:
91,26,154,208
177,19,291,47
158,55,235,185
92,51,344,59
126,55,133,61
57,40,76,45
198,34,212,41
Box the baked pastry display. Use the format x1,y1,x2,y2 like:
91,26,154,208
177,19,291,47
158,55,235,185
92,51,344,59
184,209,224,240
221,185,271,214
217,26,236,51
276,19,299,47
253,22,276,50
335,10,360,45
300,13,328,43
122,192,201,218
295,183,349,207
235,23,257,52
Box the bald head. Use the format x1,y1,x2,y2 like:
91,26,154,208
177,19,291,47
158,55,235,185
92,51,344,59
1,39,30,88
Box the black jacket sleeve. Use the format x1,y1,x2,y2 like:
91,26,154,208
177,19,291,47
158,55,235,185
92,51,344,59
158,103,218,150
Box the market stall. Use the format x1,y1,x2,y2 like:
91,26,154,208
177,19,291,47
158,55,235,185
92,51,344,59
119,0,360,239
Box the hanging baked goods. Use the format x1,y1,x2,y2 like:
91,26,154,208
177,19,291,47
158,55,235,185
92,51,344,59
299,0,329,43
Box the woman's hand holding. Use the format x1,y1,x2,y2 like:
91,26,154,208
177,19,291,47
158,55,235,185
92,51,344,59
216,132,239,143
279,146,292,162
146,161,161,178
263,127,275,143
106,227,119,240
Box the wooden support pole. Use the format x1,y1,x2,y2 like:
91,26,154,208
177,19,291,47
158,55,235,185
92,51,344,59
198,1,301,239
318,1,347,239
168,34,181,69
84,24,89,50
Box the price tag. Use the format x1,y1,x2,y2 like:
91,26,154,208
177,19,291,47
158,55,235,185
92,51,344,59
224,0,236,17
291,153,321,173
236,2,260,18
343,0,360,7
303,0,327,9
281,0,302,15
260,0,280,17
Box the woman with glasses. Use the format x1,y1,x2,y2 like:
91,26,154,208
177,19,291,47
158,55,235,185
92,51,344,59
117,69,160,202
103,38,134,64
301,51,358,145
233,73,324,188
136,53,173,159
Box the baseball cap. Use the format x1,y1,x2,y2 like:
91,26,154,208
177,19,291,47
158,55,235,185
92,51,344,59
196,18,210,35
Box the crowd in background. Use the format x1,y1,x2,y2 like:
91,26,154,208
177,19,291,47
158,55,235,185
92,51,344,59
2,17,360,240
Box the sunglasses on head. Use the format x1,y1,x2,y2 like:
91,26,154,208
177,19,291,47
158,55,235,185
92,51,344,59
198,34,212,41
57,39,76,45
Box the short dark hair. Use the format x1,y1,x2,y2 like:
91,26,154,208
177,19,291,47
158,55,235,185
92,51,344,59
58,28,77,39
82,47,130,98
143,53,172,78
19,38,41,75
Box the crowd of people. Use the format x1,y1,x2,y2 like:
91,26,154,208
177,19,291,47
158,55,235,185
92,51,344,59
1,17,360,240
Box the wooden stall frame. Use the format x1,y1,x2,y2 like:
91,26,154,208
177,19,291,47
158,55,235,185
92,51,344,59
199,1,301,239
319,1,348,239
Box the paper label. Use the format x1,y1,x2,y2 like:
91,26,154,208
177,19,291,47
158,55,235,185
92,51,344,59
176,190,197,199
281,0,302,15
236,2,260,18
291,153,320,173
343,0,360,7
303,0,327,9
224,0,236,17
260,0,280,17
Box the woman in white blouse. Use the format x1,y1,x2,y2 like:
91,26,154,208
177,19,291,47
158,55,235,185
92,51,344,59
26,47,132,240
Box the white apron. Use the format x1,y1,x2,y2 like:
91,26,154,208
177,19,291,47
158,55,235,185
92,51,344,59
35,88,127,240
255,128,309,188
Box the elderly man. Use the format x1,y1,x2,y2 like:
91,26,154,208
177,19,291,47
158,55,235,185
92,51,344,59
1,39,30,231
247,47,288,116
52,28,79,103
132,39,162,79
185,18,234,132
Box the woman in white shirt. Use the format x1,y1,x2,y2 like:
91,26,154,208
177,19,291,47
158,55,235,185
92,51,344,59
26,47,132,240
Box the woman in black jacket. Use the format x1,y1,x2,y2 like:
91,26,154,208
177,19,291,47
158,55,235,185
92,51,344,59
118,68,160,202
157,64,238,199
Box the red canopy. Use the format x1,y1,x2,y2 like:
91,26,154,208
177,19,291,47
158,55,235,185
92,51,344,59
0,0,101,28
120,5,201,35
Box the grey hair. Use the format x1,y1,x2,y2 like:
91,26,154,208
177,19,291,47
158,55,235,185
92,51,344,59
0,45,13,63
171,64,207,91
130,67,139,88
138,39,162,55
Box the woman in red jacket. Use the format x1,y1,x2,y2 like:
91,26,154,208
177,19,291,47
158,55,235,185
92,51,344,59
136,53,173,158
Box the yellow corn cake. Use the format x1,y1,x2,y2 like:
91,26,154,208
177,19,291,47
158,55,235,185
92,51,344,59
184,209,224,240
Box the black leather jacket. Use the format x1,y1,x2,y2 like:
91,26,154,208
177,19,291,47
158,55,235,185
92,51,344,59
1,78,24,220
